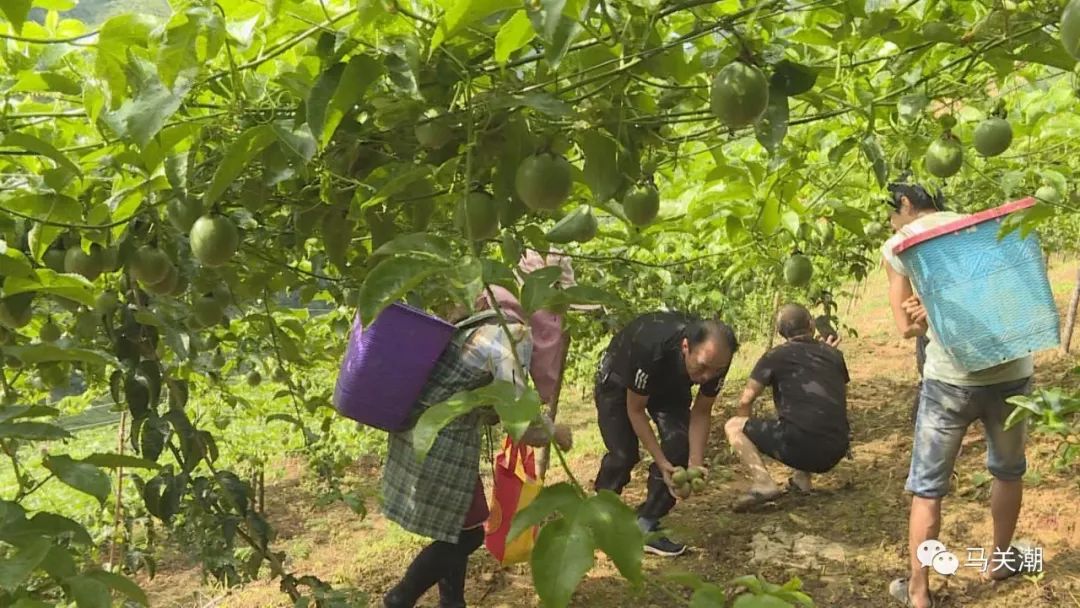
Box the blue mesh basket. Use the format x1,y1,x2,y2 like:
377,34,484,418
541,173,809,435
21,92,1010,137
894,198,1060,372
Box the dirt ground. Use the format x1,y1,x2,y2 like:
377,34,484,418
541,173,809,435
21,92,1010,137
144,262,1080,608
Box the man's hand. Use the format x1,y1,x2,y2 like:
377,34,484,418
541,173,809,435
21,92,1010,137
824,334,842,348
553,423,573,451
657,460,678,496
902,295,927,322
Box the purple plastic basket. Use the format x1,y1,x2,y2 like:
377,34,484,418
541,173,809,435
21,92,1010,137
333,302,457,431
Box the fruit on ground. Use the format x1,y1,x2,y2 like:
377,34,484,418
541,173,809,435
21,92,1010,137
64,245,104,281
463,191,500,241
783,254,813,287
623,184,661,226
0,293,34,329
973,117,1013,157
193,293,225,327
190,215,240,267
710,62,770,128
1035,185,1062,204
131,246,172,285
925,135,964,178
545,205,598,243
515,153,573,211
1062,0,1080,60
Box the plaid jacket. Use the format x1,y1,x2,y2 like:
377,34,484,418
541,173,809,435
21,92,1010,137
381,315,531,543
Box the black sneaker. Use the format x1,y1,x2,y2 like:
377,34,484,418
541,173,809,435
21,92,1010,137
644,534,687,557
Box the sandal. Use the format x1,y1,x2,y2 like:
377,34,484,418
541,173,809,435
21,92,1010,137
888,578,936,608
732,489,784,513
986,545,1043,582
786,476,812,494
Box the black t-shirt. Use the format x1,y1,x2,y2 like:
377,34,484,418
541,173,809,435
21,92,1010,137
749,337,850,440
601,311,728,409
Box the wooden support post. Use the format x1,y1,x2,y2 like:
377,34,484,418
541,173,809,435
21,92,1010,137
109,411,127,572
538,335,571,480
1062,265,1080,354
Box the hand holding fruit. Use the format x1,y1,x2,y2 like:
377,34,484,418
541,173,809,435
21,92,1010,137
553,423,573,451
670,465,709,500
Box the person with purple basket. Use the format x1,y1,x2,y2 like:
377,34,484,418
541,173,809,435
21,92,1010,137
880,182,1040,608
380,303,572,608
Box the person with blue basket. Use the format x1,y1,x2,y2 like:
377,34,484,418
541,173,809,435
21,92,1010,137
375,303,573,608
880,182,1043,608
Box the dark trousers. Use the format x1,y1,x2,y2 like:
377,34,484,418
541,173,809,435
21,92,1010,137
593,380,689,522
384,526,484,608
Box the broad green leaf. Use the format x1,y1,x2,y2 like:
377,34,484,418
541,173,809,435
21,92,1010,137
1,194,81,226
95,14,156,101
781,210,800,237
43,454,111,505
758,198,780,234
2,132,82,177
204,124,277,205
495,10,536,65
0,242,35,279
580,491,644,583
307,63,345,143
413,381,524,459
0,0,31,33
531,512,595,608
371,232,454,260
102,57,193,148
770,60,817,96
23,513,93,546
544,14,581,68
507,482,583,545
81,453,161,470
2,270,96,308
860,134,888,188
898,94,929,123
830,205,868,236
520,266,564,314
320,54,384,147
65,575,111,608
272,122,318,163
482,259,520,294
357,253,449,325
12,600,51,608
581,132,620,202
84,571,148,606
492,384,542,441
0,421,72,441
690,583,728,607
40,545,78,580
729,574,766,593
3,344,118,368
432,0,520,51
755,87,790,153
0,538,50,592
0,405,59,424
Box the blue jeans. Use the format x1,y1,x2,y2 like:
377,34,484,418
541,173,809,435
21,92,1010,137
907,377,1031,498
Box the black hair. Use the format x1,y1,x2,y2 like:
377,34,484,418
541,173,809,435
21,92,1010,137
687,319,739,355
886,181,946,212
777,303,813,339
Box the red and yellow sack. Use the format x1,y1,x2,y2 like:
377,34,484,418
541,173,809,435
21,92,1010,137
484,436,541,564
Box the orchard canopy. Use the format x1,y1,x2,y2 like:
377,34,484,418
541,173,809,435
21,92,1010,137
1,0,1080,606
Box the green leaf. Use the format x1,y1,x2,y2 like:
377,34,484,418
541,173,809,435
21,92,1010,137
204,124,277,206
84,571,148,606
0,405,59,424
860,134,888,188
0,0,32,33
581,132,620,202
507,482,583,545
357,253,449,325
40,545,78,580
0,421,72,441
755,87,790,153
102,57,194,149
531,512,596,608
732,593,793,608
371,232,455,260
307,63,345,142
898,94,929,123
432,0,520,51
43,454,111,505
830,205,868,236
580,491,644,583
690,583,728,607
781,210,800,237
520,266,564,314
0,538,50,592
412,381,518,459
23,513,93,546
95,14,156,100
65,574,111,608
770,60,817,96
1,132,82,177
0,242,35,279
495,10,536,65
272,123,318,163
320,54,383,148
758,198,780,234
482,259,520,294
1,193,81,226
3,344,118,368
492,385,542,442
3,270,96,308
81,453,161,470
